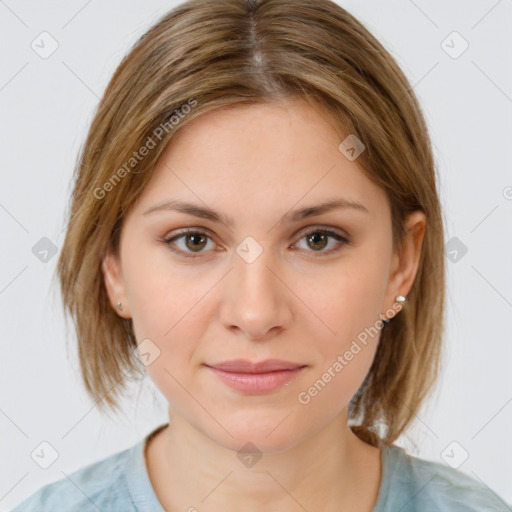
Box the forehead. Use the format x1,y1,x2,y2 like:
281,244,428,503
131,98,390,223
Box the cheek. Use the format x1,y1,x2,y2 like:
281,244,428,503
301,254,389,353
294,264,386,415
126,264,206,406
122,248,213,382
123,247,202,339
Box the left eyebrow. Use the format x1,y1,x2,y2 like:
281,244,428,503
284,198,369,223
142,197,369,228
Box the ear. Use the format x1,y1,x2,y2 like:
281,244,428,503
383,210,426,314
102,248,131,319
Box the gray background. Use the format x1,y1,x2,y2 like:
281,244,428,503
1,0,511,509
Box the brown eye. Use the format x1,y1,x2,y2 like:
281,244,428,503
306,232,329,251
184,233,208,252
293,228,350,256
163,229,215,258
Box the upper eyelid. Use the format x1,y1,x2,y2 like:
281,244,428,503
164,226,349,254
164,224,349,241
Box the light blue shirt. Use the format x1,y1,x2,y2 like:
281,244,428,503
11,425,511,511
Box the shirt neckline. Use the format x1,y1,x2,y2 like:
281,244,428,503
127,424,395,512
125,424,169,512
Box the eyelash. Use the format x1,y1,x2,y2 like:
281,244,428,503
160,227,350,259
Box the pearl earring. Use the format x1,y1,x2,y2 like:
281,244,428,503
382,295,407,326
116,301,123,312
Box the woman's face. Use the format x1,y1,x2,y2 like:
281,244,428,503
103,97,424,453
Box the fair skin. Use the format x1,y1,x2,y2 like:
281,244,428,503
103,97,426,512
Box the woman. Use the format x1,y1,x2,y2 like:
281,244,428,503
12,0,510,510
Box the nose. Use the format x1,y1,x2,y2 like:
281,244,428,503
218,244,294,341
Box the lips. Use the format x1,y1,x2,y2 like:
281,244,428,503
205,358,306,373
204,359,307,394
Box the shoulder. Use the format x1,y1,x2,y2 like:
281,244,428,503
11,442,138,512
379,443,511,512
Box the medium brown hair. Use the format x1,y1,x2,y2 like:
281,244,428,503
56,0,445,446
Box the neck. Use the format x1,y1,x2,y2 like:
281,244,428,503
145,407,382,512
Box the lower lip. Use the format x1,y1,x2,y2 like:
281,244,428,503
206,366,306,394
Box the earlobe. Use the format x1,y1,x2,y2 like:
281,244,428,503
102,249,131,318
